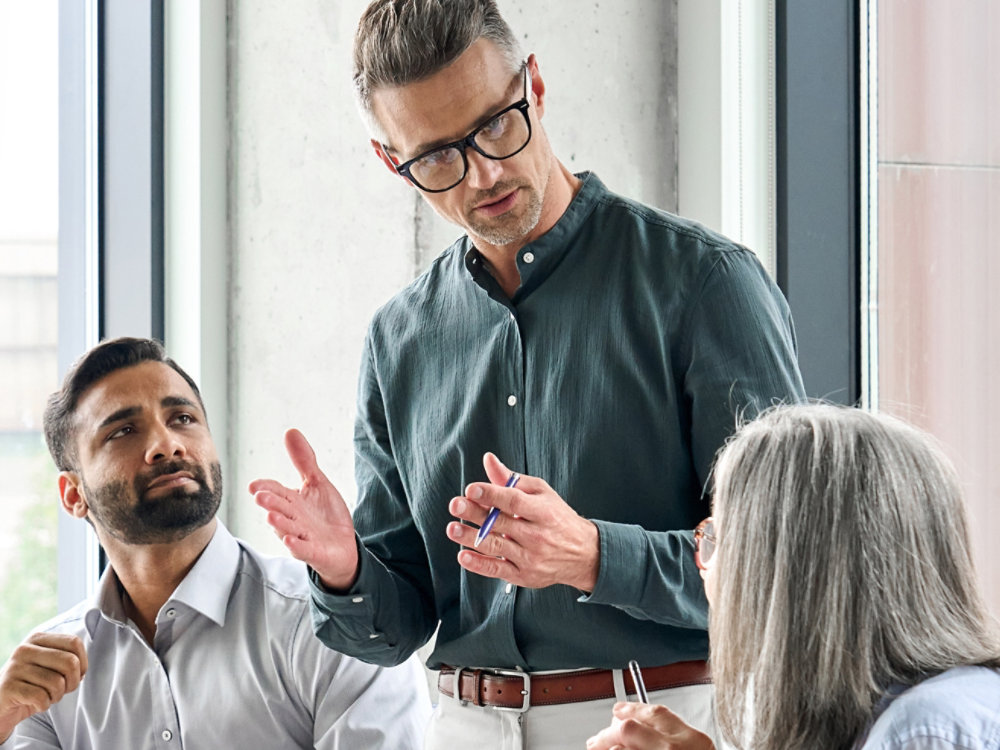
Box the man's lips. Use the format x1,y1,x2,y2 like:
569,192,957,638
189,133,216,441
473,188,518,217
145,471,196,491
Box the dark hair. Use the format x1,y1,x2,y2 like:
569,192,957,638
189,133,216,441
43,337,205,471
353,0,523,140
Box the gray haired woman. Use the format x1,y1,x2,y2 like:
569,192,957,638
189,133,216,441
588,404,1000,750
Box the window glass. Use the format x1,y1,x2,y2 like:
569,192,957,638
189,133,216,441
0,0,60,656
876,0,999,614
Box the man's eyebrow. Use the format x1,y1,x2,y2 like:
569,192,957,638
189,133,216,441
162,395,198,410
97,406,140,431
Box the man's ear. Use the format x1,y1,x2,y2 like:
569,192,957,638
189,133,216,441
526,53,546,118
58,471,89,519
370,140,413,185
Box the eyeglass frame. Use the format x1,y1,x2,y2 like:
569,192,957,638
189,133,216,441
694,517,716,571
388,62,533,193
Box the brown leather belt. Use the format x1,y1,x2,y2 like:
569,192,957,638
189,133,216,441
437,660,711,710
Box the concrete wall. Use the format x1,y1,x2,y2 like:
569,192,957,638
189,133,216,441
227,0,679,552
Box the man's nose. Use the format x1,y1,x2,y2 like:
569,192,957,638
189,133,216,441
145,423,187,463
464,150,503,190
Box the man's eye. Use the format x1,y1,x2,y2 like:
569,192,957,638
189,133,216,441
478,114,509,140
109,425,135,440
172,413,195,426
418,147,459,169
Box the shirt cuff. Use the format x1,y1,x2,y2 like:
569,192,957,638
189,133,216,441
578,519,649,607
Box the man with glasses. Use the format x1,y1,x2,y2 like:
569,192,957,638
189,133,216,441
252,1,805,747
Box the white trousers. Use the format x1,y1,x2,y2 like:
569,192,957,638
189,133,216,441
423,671,717,750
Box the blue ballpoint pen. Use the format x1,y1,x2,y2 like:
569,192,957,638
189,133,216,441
473,471,520,547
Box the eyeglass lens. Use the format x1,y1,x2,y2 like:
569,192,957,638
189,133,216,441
408,107,531,191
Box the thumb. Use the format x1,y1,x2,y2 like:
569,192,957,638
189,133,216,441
482,451,513,486
284,428,322,483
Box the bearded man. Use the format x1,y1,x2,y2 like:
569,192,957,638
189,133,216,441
0,337,430,749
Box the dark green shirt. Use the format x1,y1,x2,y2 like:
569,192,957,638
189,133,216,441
311,173,805,670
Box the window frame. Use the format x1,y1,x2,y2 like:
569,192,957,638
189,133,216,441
58,0,166,608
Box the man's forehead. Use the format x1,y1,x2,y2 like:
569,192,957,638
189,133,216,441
75,361,197,425
373,39,520,156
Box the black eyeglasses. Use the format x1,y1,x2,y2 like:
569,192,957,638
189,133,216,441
391,64,532,193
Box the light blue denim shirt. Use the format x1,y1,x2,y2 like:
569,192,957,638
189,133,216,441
860,666,1000,750
1,522,431,749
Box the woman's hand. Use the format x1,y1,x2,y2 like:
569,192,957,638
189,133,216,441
586,701,715,750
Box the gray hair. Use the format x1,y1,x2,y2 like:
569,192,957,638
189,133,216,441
709,404,1000,750
353,0,524,141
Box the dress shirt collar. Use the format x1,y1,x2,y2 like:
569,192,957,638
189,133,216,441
83,521,241,637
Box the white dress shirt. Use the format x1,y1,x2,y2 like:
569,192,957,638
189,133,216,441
1,523,431,749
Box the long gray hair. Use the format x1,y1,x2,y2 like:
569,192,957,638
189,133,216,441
352,0,523,141
710,404,1000,750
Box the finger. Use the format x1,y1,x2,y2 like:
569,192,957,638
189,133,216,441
463,480,528,520
248,478,296,499
7,662,70,707
280,533,317,562
446,520,524,554
448,496,490,525
612,700,641,719
254,488,296,516
481,452,548,495
626,701,686,729
482,452,511,486
264,510,304,540
15,639,85,688
26,634,88,677
617,717,675,748
456,548,520,582
585,724,623,749
285,428,325,484
4,680,57,715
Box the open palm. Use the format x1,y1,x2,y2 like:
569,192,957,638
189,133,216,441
250,428,359,590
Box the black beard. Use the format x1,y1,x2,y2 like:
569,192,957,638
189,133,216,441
84,461,223,545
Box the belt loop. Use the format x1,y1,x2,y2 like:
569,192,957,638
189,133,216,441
612,668,628,702
453,667,468,706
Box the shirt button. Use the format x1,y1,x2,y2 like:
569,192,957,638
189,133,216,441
351,596,364,603
505,583,514,594
522,252,535,264
162,729,173,741
165,609,176,618
507,395,517,407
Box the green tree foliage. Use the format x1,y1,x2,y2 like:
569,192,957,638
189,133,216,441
0,435,59,660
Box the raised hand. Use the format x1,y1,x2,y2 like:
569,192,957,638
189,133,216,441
0,633,88,743
586,701,715,750
446,452,600,592
250,428,359,591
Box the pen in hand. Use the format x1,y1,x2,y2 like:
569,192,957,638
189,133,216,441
628,659,649,703
473,471,520,548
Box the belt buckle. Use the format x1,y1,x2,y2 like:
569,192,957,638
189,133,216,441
490,669,531,712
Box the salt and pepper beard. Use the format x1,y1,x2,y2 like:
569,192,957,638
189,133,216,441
82,461,223,545
463,178,545,247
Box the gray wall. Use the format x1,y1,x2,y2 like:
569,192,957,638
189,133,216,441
227,0,679,551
